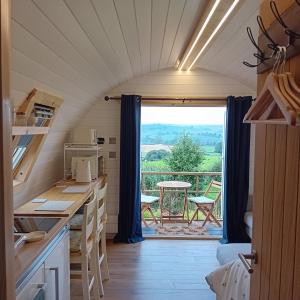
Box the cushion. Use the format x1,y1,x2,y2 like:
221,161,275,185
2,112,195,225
216,243,251,265
189,196,214,204
141,195,159,204
70,231,82,253
69,214,83,230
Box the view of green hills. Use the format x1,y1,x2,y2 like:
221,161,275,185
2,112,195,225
141,123,224,173
141,123,224,218
141,124,223,146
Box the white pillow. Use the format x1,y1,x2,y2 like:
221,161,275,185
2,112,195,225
206,261,234,296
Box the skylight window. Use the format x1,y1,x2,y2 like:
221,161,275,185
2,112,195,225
13,147,26,169
12,135,33,169
12,89,63,187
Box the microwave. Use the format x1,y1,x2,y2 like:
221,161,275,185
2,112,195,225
71,128,97,144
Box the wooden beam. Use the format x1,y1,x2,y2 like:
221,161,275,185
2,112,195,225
0,0,15,299
12,126,50,136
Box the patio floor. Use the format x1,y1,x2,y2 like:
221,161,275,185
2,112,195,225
142,220,223,239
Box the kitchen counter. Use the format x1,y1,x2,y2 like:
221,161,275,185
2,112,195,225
14,178,105,217
14,177,105,285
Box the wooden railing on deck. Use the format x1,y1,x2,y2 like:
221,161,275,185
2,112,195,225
141,171,221,193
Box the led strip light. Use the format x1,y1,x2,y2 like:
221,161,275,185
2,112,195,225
178,0,221,71
187,0,240,71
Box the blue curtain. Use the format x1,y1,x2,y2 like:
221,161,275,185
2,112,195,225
114,94,144,244
222,96,252,244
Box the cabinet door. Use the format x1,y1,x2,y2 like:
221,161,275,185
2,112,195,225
16,263,45,300
45,231,70,300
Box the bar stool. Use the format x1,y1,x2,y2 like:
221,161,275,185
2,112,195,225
69,184,109,291
69,195,103,299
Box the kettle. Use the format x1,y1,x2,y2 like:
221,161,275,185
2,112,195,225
76,159,92,183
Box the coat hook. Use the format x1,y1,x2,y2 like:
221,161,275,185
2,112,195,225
243,26,271,68
270,1,300,47
257,15,278,51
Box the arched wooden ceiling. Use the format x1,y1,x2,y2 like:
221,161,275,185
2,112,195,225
12,0,205,98
12,0,259,207
12,0,259,103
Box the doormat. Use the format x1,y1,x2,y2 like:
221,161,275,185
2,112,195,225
155,223,208,236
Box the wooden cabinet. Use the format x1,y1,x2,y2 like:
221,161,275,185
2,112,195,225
45,231,70,300
16,229,70,300
250,1,300,299
16,264,46,300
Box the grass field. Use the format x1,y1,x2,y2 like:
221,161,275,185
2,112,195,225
141,144,221,173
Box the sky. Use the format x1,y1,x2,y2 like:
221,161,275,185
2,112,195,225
141,106,226,125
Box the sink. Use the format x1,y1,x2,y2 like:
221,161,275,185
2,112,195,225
14,234,25,252
14,217,61,234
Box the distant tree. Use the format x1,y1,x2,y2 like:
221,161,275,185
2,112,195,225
167,134,203,172
144,150,170,161
214,142,223,154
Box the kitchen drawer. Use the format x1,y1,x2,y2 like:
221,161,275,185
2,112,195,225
16,263,45,300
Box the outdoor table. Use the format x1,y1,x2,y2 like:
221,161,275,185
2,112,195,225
157,180,191,226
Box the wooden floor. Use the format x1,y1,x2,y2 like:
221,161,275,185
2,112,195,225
71,239,219,300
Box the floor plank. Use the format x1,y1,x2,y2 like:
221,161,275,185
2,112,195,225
71,239,218,300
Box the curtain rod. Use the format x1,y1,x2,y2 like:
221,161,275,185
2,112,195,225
104,96,226,101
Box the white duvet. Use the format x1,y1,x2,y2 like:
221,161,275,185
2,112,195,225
205,259,250,300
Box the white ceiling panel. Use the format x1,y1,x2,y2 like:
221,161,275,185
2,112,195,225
12,0,111,89
12,0,258,102
159,0,186,69
135,0,152,74
114,0,142,76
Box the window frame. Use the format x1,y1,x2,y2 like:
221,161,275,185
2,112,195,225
12,89,63,188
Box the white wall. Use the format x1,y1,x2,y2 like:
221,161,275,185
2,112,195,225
12,50,99,208
77,68,256,234
109,68,256,97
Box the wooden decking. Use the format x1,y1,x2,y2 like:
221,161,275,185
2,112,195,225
71,239,219,300
142,220,223,239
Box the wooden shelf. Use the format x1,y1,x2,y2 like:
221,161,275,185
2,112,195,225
12,126,50,136
244,119,289,125
64,143,103,151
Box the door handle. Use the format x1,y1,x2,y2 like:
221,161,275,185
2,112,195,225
238,250,257,274
48,267,59,300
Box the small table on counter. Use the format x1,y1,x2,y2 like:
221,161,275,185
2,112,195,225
157,181,191,226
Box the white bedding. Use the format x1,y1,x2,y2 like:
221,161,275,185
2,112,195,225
206,259,250,300
216,243,251,265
